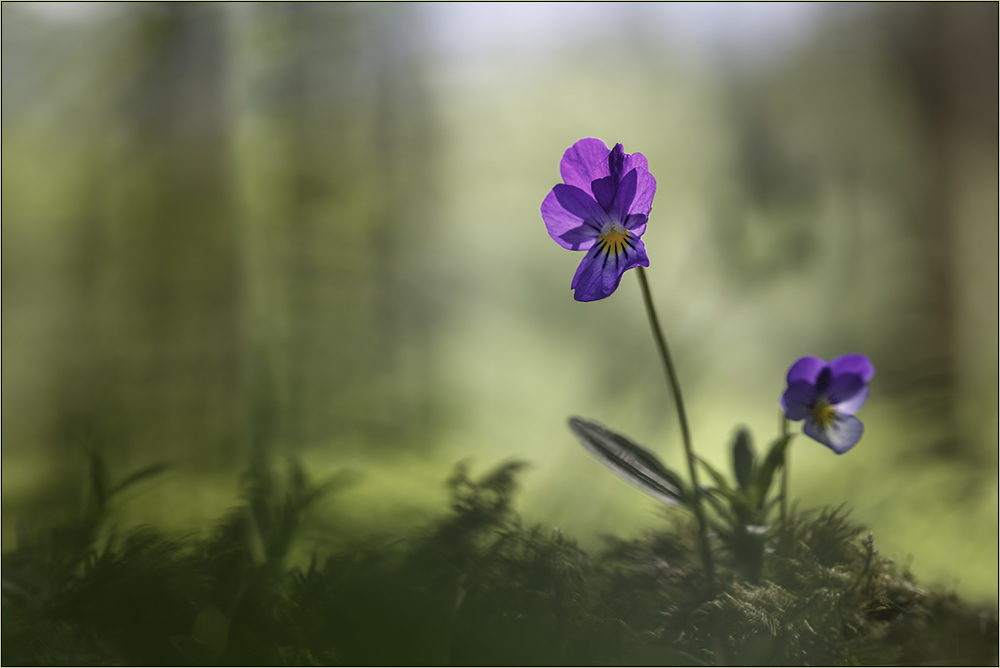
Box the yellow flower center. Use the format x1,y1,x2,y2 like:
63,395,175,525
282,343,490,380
810,397,837,429
598,223,629,256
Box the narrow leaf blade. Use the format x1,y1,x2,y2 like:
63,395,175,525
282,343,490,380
732,429,756,492
749,434,793,509
568,417,689,507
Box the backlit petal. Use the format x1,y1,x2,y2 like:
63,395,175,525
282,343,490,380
834,386,868,415
824,373,865,406
803,414,863,454
786,356,826,385
559,138,610,191
830,354,875,382
608,168,638,222
781,381,817,421
571,234,649,302
540,188,600,250
625,152,656,216
623,213,647,238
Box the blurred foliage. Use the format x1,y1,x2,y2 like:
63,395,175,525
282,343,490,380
2,456,996,666
2,0,997,623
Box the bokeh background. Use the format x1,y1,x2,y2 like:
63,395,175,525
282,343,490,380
3,2,996,603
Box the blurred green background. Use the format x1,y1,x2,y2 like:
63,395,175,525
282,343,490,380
3,3,996,603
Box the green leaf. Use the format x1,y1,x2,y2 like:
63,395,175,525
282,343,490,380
749,435,793,509
697,456,735,496
191,606,229,659
701,486,737,525
568,417,689,507
732,429,756,492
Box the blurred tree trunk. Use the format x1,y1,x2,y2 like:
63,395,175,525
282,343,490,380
880,2,998,462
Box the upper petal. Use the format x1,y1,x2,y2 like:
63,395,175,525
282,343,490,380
830,354,875,383
803,414,863,454
588,144,656,216
624,152,656,216
623,213,647,238
541,188,600,250
552,184,610,224
786,356,827,385
608,168,638,222
559,138,611,191
823,373,866,406
834,385,868,415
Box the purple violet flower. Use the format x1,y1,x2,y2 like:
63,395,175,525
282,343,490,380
780,354,875,454
541,138,656,302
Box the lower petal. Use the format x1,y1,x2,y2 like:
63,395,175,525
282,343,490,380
570,246,615,302
570,235,649,302
803,414,863,454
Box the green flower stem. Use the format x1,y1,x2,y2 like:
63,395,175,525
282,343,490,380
780,411,789,522
635,266,715,590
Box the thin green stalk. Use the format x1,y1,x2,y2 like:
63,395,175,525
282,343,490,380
779,411,789,522
635,266,715,589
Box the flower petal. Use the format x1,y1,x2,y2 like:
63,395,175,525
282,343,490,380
624,213,647,238
781,381,817,421
571,234,649,302
559,138,611,191
830,354,875,383
589,144,655,217
803,414,863,454
624,152,656,216
824,373,865,406
834,386,868,415
786,356,826,385
541,185,607,250
541,191,599,250
608,168,638,222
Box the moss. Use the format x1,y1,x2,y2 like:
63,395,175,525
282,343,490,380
3,457,996,666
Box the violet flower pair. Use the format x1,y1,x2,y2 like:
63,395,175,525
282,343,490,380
541,137,873,454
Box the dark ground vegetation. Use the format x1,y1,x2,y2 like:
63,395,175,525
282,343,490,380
2,456,997,666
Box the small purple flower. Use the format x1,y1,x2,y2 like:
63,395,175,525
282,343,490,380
541,138,656,302
781,354,875,454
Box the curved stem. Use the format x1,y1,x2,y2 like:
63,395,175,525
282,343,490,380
635,266,715,590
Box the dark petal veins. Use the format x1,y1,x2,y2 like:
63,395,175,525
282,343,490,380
559,138,611,191
823,373,865,406
781,381,817,421
786,356,826,385
803,414,863,454
830,354,875,382
600,235,648,294
571,245,614,302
